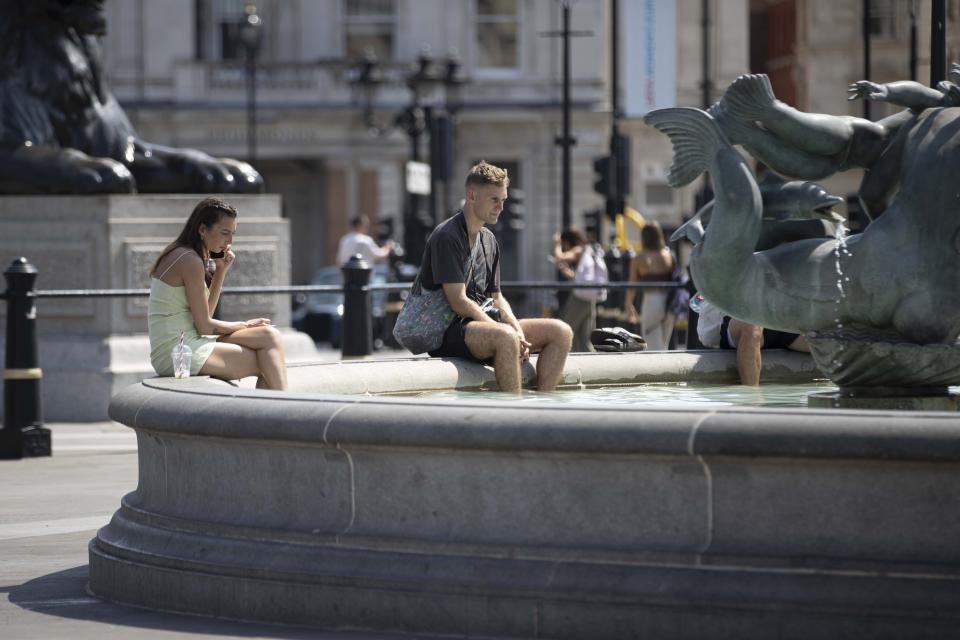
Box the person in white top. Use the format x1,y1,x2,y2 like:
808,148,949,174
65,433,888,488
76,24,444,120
336,215,395,266
695,295,809,386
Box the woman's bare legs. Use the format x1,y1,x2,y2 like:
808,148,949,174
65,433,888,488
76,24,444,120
201,325,288,390
223,325,287,390
199,342,261,383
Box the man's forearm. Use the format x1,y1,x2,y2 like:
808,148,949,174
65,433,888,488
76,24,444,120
494,296,522,333
207,272,226,315
446,295,492,322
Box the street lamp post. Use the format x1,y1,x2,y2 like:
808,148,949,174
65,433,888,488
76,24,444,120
354,49,384,134
542,2,590,229
239,1,263,162
560,2,573,229
399,51,437,264
349,50,466,264
438,50,465,218
931,0,947,85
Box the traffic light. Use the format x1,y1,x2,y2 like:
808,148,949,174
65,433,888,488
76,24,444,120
593,155,614,199
505,188,525,231
612,133,631,197
583,208,601,243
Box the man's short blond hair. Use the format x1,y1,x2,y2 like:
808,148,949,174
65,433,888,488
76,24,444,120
465,161,510,189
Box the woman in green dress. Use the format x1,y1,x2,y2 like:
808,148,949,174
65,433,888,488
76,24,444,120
148,197,287,390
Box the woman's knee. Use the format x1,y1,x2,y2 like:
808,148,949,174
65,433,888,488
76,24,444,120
250,325,283,350
264,325,283,349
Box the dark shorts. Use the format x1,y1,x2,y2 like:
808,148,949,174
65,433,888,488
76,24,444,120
429,317,486,362
719,316,800,350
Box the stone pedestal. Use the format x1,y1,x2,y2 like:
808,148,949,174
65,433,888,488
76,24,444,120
0,195,309,421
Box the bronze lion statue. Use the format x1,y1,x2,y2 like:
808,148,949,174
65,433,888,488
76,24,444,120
0,0,263,194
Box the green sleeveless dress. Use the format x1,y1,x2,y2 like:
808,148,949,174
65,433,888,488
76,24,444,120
148,277,218,377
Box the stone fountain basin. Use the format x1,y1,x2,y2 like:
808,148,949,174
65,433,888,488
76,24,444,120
91,352,960,639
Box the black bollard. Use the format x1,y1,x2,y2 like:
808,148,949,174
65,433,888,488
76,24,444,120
1,258,51,459
341,254,373,358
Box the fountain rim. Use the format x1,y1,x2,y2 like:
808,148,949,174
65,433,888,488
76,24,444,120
109,352,960,464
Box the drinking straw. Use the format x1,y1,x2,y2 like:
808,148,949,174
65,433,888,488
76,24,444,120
177,330,185,376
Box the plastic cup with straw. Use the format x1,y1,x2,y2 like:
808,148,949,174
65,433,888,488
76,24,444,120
171,330,192,379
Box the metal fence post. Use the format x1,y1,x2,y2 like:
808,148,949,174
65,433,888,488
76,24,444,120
341,255,373,358
2,258,51,459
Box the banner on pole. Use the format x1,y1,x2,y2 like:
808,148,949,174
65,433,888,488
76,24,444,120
624,0,677,117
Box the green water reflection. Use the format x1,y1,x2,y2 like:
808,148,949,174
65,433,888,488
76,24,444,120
410,382,842,408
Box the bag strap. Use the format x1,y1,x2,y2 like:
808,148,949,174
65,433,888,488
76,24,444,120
411,234,481,298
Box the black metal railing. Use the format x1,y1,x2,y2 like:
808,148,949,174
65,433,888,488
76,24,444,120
29,281,680,297
1,255,683,458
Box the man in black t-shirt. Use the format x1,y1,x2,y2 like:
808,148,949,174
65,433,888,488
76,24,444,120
418,161,572,392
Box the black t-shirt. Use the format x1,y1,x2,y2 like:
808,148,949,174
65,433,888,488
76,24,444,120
419,211,500,303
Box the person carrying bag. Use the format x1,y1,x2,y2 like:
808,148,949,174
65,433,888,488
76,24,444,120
393,226,484,355
392,161,572,393
573,242,609,303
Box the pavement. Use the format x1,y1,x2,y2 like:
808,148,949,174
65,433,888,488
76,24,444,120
0,345,439,640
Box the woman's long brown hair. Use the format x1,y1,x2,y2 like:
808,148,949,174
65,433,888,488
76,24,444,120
150,197,238,285
640,221,666,251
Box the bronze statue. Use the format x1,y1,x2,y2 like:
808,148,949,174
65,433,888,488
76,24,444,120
647,73,960,389
0,0,263,194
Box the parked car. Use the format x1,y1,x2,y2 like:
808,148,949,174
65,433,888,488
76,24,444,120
292,264,391,348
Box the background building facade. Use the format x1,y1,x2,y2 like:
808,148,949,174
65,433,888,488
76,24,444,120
100,0,957,303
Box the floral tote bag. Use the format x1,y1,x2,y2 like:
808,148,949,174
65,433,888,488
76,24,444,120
393,241,482,354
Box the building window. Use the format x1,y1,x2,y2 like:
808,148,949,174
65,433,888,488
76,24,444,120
645,183,674,207
196,0,273,61
868,0,899,39
344,0,395,63
476,0,519,69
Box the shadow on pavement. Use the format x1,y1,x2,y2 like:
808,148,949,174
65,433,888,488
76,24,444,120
7,565,408,639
